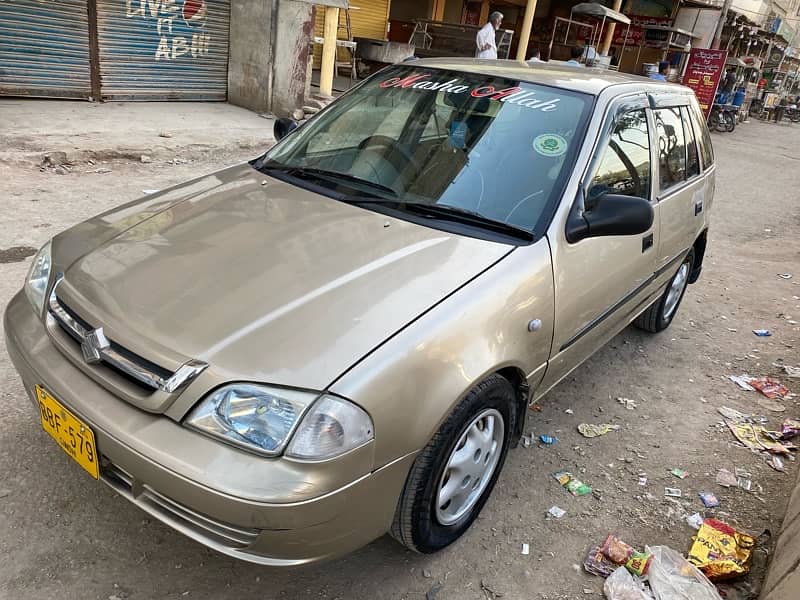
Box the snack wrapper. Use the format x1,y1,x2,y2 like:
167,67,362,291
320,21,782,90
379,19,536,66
584,545,618,577
782,418,800,440
687,518,755,581
553,471,591,496
600,535,653,576
749,377,789,399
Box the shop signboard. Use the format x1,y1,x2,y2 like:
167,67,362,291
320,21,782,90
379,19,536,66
681,48,728,117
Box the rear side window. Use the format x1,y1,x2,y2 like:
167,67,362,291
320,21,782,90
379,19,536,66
589,109,651,199
688,102,714,169
654,107,686,193
681,106,700,178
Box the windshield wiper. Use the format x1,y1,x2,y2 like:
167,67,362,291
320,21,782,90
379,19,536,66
345,199,535,242
259,162,397,198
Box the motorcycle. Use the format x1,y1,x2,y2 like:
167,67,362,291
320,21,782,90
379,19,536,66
784,104,800,123
708,103,736,132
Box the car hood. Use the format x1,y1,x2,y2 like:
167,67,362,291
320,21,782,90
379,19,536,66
56,163,512,395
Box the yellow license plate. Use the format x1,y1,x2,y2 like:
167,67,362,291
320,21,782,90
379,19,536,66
35,385,99,479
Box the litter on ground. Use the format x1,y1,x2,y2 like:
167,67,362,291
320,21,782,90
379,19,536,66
699,492,720,508
553,471,592,496
578,423,620,438
687,518,755,581
670,468,688,479
716,468,737,487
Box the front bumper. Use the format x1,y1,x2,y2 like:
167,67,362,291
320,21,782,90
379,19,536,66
4,291,416,565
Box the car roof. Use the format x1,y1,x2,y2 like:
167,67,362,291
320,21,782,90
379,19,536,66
407,57,694,97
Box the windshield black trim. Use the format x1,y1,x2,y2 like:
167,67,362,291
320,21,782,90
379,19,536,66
259,170,532,246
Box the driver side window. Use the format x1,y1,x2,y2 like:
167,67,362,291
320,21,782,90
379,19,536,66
590,109,651,199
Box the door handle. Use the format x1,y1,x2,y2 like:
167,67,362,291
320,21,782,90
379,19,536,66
694,200,703,216
642,233,654,253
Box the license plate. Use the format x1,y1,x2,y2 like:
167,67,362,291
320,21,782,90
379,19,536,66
36,385,99,479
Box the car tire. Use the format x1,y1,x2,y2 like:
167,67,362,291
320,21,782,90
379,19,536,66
634,249,694,333
390,374,516,554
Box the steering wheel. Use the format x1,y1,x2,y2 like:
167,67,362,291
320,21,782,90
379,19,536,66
357,135,419,173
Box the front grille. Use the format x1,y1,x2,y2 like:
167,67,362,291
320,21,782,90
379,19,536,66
46,274,207,394
101,460,260,549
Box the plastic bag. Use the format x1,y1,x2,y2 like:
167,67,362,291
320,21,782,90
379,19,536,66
603,566,653,600
646,545,722,600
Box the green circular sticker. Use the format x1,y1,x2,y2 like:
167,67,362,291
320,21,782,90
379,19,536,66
533,134,568,157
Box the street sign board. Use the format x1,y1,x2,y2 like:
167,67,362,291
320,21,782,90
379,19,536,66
681,48,728,117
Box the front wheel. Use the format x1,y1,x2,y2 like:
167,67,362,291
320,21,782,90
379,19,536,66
390,375,515,553
634,249,694,333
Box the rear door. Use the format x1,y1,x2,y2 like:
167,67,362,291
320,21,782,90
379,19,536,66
650,95,710,285
538,95,660,396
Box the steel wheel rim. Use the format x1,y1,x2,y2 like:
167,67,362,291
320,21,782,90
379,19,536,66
435,408,504,526
663,261,690,320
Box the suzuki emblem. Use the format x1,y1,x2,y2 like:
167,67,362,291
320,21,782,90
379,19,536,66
81,328,110,364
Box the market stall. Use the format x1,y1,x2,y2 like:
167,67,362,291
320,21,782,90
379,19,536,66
547,2,631,68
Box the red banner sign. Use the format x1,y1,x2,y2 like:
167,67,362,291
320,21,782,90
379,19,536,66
681,48,728,117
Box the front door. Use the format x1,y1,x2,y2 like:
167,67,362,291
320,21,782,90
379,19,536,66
536,96,660,397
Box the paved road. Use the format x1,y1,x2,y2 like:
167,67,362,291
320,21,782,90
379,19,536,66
1,115,798,600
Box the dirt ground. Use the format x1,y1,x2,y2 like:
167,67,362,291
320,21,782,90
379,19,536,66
1,107,798,600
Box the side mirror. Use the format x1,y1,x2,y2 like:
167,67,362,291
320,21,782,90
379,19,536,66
274,117,298,142
566,192,653,243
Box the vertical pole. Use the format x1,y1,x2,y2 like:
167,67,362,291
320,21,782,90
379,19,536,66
86,0,101,100
599,0,623,56
320,7,339,98
479,0,490,26
515,0,538,61
712,0,733,50
431,0,445,21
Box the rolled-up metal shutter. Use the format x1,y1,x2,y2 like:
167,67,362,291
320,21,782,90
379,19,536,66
0,0,91,99
96,0,230,100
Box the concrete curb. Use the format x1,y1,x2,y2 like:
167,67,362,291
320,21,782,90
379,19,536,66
760,470,800,599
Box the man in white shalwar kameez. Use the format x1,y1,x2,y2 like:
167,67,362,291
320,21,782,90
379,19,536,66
475,12,503,59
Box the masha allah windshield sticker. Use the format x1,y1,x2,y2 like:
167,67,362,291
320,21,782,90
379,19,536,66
379,72,561,112
532,134,568,157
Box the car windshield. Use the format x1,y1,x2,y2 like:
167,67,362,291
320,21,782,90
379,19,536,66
260,66,592,236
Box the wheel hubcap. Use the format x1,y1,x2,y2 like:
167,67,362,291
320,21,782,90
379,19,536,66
663,261,690,320
435,409,504,526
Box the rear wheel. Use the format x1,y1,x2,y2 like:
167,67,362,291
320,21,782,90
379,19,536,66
724,111,736,132
634,249,694,333
391,375,515,553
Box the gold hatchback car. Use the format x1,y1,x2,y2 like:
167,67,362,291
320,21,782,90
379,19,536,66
5,59,713,565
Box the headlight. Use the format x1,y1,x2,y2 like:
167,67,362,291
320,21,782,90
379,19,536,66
25,240,52,315
185,384,314,456
186,384,374,460
286,395,373,460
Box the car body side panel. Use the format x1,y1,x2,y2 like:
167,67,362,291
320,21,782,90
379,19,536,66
330,241,555,468
536,91,661,395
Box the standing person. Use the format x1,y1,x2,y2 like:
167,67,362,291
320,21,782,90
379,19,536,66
565,46,585,67
476,11,503,59
721,67,737,94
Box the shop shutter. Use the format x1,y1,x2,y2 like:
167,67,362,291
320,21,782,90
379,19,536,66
95,0,230,100
0,0,91,99
313,0,390,69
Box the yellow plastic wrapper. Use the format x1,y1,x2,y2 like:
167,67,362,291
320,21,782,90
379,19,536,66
687,518,755,581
